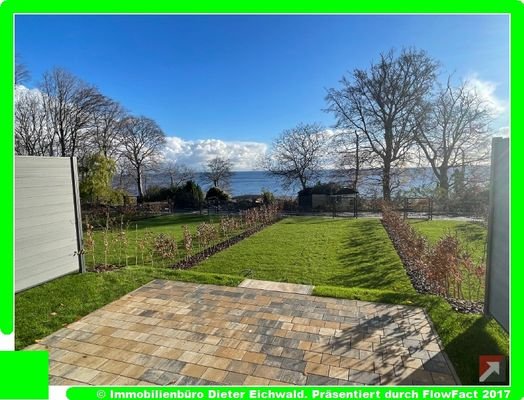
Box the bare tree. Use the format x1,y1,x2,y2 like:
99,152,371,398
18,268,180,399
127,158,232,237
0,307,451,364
40,68,105,156
160,161,195,187
120,116,166,201
263,122,328,191
87,97,127,159
326,48,439,200
415,78,493,198
204,157,233,189
15,54,30,85
15,87,53,155
329,129,376,190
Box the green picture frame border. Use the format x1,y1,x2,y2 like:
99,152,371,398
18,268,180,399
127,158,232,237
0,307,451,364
1,0,519,398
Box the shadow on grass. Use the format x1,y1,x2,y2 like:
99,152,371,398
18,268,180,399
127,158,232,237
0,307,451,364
326,219,413,291
443,316,509,385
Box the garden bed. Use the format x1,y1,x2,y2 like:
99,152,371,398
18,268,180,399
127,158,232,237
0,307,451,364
381,208,484,313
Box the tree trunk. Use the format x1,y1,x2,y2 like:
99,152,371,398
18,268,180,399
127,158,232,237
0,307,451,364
136,167,144,203
299,177,307,191
382,162,391,201
383,124,393,201
352,132,360,190
438,164,449,199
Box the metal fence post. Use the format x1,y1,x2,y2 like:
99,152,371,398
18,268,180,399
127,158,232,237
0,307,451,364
70,157,86,273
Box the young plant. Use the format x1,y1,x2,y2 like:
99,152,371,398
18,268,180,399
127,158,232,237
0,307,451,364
182,225,193,261
153,233,177,268
84,217,96,268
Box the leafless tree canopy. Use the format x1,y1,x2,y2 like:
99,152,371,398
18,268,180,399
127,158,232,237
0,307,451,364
329,130,376,190
326,48,439,200
415,78,493,195
204,157,233,189
263,122,328,191
160,161,196,187
15,89,53,156
120,116,167,200
87,97,127,159
15,54,30,85
40,68,106,157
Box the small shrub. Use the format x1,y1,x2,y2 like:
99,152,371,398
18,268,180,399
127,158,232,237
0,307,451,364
206,187,230,201
261,189,275,205
382,204,484,302
153,233,178,267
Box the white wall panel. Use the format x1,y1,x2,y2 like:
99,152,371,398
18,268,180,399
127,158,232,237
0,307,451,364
15,156,83,292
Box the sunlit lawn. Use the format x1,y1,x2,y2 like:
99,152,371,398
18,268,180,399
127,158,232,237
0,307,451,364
194,217,416,293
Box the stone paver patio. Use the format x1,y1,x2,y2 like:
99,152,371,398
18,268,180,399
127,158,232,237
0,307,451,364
27,280,459,385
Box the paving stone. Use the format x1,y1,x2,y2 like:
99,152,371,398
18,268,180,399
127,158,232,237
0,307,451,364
279,369,307,385
180,364,207,379
201,368,229,383
321,354,341,367
30,280,458,387
244,376,271,385
306,374,340,385
121,364,148,379
349,370,381,385
214,347,246,361
253,365,282,380
264,355,285,368
62,366,100,383
176,376,202,385
305,362,329,377
329,366,350,380
260,344,284,357
423,359,452,374
223,372,248,385
88,371,119,385
281,358,307,373
281,348,305,360
227,360,257,375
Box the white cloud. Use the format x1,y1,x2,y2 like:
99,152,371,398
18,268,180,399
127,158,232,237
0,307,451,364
496,126,510,138
15,84,42,101
163,136,268,171
464,74,507,117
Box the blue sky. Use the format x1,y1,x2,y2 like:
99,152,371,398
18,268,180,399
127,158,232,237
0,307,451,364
15,14,509,170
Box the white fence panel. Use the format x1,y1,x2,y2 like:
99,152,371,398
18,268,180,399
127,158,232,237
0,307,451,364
15,156,84,292
485,137,510,332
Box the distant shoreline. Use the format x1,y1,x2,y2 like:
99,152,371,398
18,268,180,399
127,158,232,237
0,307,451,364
116,166,490,198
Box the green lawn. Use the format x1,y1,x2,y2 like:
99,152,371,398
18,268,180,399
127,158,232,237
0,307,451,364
408,219,487,263
85,213,226,270
194,217,415,293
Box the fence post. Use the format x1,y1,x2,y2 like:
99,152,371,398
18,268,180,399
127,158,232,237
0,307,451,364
70,157,85,273
403,198,408,220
